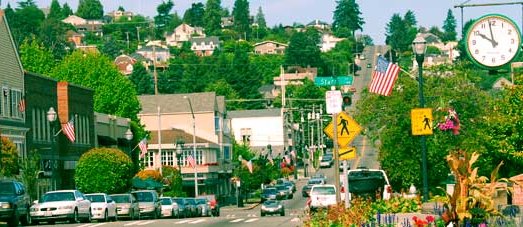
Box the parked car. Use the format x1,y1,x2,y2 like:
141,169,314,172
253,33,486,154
346,168,392,202
302,184,313,197
260,200,285,217
308,184,337,212
275,184,291,200
172,198,188,218
311,173,327,183
320,154,333,168
183,198,199,217
0,180,31,227
280,180,296,193
197,194,219,216
131,190,161,219
261,187,278,202
159,197,178,218
307,178,325,185
30,190,92,225
85,193,117,222
110,193,140,220
195,198,211,217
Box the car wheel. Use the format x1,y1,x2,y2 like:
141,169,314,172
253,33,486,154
130,208,135,220
289,194,294,199
261,212,265,217
31,219,39,225
104,209,109,222
281,210,285,216
113,210,118,221
152,209,158,219
69,209,79,223
20,209,31,226
82,210,92,223
7,209,19,227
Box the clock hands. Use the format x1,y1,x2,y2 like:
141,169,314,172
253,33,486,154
487,20,499,48
477,32,498,48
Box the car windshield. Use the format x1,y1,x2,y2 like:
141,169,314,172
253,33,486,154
263,200,278,206
133,192,154,202
196,199,207,205
263,188,277,194
311,186,336,195
322,155,332,161
86,195,105,203
160,198,172,205
308,179,323,185
0,182,15,194
41,192,75,202
111,195,130,203
173,198,184,205
275,185,286,190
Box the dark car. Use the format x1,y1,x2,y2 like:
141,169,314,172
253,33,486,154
184,198,200,217
302,184,313,197
0,180,31,227
275,185,291,200
261,188,278,202
260,200,284,217
172,198,188,218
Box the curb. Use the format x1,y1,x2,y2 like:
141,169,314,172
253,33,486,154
220,202,261,211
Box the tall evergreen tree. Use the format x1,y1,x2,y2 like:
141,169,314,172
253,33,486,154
154,0,174,38
9,1,45,45
76,0,103,20
183,2,205,27
204,0,223,36
442,9,457,42
403,10,417,27
129,63,154,95
232,0,250,40
332,0,364,38
62,3,73,18
284,28,323,68
47,0,63,20
255,6,266,29
385,12,417,54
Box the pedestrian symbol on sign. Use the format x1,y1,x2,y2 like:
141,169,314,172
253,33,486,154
338,117,349,136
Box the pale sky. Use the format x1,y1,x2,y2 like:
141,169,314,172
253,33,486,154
5,0,523,44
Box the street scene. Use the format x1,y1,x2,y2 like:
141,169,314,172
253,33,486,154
3,0,523,227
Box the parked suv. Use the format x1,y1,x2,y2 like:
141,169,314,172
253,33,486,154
0,180,31,227
132,190,161,219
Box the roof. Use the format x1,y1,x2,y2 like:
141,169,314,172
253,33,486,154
190,36,220,44
307,19,330,26
0,10,24,79
139,92,218,114
136,46,169,52
149,128,217,146
254,40,288,47
228,108,282,118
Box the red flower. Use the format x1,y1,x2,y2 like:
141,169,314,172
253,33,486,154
426,215,435,223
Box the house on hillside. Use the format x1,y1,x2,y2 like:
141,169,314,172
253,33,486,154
165,23,205,47
190,36,220,56
306,19,330,30
274,66,317,87
114,55,137,75
135,45,170,67
137,92,233,197
62,15,104,36
221,16,234,28
106,9,134,21
320,33,344,52
254,41,288,55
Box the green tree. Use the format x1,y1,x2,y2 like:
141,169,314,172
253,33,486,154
284,28,323,68
8,1,45,46
50,51,141,121
75,148,133,194
0,137,20,177
129,63,154,95
205,79,241,110
154,0,174,39
18,150,40,200
203,0,223,36
232,0,250,40
62,3,74,18
19,37,56,75
38,18,73,59
76,0,104,20
332,0,364,38
161,166,186,197
253,6,268,40
428,26,444,39
47,0,63,20
442,9,457,42
183,2,205,27
385,13,416,55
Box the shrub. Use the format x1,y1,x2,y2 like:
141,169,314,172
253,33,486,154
75,148,133,194
136,169,162,181
0,137,20,177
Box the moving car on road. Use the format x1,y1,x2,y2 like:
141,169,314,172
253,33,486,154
302,184,313,197
85,193,117,222
319,154,333,168
308,184,337,212
110,193,140,220
261,187,278,202
275,184,291,200
260,200,285,217
172,198,189,218
30,190,92,225
195,198,211,217
0,180,31,227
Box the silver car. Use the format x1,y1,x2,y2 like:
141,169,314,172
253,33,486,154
29,190,92,225
160,197,179,218
260,200,285,217
110,193,140,220
132,190,161,219
195,198,211,217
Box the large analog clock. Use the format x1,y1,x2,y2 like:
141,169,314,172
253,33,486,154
465,14,521,69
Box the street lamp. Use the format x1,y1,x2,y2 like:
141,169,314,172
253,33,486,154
412,33,429,202
184,95,198,197
47,107,57,190
124,128,133,156
175,138,185,167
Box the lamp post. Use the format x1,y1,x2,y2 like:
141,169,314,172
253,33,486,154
175,138,184,167
184,95,198,197
413,33,429,202
47,107,57,190
124,128,133,157
237,155,243,207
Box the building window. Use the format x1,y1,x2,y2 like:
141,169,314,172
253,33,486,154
224,146,230,160
214,115,221,132
2,87,9,117
162,150,175,166
10,89,22,119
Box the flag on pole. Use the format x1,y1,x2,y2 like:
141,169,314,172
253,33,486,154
268,155,274,166
138,139,148,158
62,120,75,142
18,96,25,112
187,155,196,168
246,160,253,173
369,56,400,96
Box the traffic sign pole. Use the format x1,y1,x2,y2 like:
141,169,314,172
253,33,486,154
343,160,349,208
333,113,341,204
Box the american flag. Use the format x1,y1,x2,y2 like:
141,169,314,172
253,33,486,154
138,139,148,158
18,96,25,112
62,120,75,142
369,56,400,96
187,155,196,168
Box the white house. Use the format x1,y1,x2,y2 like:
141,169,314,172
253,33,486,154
229,109,292,156
165,23,205,47
320,33,345,52
190,36,220,56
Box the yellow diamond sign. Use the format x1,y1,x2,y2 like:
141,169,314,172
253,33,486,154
339,147,357,160
323,112,362,147
411,108,433,135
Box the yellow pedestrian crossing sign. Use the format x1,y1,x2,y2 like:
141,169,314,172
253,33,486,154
339,147,356,160
411,108,433,135
323,112,362,147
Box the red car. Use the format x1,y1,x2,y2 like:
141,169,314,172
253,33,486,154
197,195,219,216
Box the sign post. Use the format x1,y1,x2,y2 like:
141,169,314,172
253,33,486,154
325,89,342,203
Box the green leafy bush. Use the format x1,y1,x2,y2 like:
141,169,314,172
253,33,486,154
75,148,133,194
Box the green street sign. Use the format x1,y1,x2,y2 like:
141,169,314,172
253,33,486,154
314,76,353,86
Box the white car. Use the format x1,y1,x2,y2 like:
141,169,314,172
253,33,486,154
319,155,333,168
30,190,92,225
85,193,117,222
160,197,179,218
308,184,337,212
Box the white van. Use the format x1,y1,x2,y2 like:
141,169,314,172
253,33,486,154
308,184,337,211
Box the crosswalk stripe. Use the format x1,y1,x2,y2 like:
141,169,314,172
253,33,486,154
77,224,92,227
137,220,156,226
244,218,259,223
175,219,192,224
230,218,245,223
189,219,206,224
90,224,107,227
123,221,142,226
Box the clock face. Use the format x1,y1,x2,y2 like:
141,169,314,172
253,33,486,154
466,14,521,68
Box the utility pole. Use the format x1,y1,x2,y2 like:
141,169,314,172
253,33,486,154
126,32,130,49
136,26,141,45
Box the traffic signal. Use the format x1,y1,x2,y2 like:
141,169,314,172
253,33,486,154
342,94,352,110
